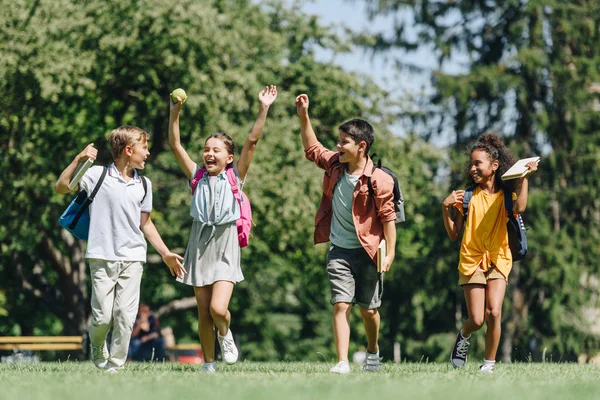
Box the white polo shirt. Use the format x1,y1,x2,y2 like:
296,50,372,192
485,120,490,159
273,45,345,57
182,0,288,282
80,164,153,262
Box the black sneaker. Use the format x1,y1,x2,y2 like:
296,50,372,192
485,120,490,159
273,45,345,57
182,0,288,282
450,330,470,368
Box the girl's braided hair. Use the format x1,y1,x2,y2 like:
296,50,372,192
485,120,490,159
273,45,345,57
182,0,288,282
466,133,518,193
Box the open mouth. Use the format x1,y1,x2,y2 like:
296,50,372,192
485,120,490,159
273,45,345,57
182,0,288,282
205,159,217,167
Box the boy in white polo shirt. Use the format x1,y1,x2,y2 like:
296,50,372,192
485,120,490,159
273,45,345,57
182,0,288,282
56,126,186,373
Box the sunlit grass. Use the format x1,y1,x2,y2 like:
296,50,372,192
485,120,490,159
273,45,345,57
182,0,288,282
0,361,599,400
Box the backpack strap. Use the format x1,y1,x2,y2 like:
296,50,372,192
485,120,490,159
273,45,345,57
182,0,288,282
140,175,148,203
69,166,107,229
191,166,207,195
503,189,513,216
225,165,242,203
462,186,474,217
89,166,108,201
367,154,381,201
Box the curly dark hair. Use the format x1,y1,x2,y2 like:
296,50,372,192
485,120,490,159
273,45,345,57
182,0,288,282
465,133,518,193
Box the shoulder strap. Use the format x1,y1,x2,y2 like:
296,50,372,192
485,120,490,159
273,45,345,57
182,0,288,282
191,167,207,195
140,175,148,203
503,189,513,215
225,167,242,202
367,154,381,199
88,166,108,201
462,186,474,217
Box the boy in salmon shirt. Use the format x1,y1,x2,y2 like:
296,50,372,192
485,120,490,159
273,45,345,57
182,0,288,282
295,94,397,374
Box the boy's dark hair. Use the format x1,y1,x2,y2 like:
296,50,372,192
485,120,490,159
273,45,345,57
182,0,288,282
339,119,375,154
466,133,518,193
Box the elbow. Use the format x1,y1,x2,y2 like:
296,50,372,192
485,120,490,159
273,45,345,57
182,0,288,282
55,182,68,194
513,205,526,214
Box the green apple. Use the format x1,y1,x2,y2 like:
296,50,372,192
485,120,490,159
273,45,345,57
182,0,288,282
171,88,187,104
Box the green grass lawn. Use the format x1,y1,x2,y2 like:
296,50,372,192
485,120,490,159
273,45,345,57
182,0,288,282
1,362,599,400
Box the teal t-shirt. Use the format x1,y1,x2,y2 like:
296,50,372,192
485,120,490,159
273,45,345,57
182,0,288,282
330,171,362,249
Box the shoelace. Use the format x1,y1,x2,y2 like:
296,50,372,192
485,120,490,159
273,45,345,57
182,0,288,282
91,345,105,360
365,354,381,366
455,338,470,358
222,337,234,353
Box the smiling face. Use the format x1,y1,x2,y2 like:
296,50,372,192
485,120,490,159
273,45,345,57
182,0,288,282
203,137,234,175
469,149,498,184
128,137,150,170
337,131,365,164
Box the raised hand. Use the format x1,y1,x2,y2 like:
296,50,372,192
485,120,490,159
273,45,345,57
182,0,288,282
442,190,465,208
77,143,98,162
258,85,278,107
169,92,184,118
523,159,540,178
295,94,309,117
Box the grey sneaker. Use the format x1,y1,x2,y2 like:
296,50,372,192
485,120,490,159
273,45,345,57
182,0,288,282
329,360,350,374
363,350,382,372
202,362,217,373
218,330,238,365
450,331,471,368
91,342,109,369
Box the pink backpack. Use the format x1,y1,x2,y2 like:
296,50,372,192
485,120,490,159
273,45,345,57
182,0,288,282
191,166,252,248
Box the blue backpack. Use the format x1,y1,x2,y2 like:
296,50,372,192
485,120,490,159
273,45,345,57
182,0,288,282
462,186,527,261
58,167,147,240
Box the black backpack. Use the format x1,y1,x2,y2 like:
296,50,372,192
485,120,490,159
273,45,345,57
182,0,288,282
462,186,527,261
367,154,405,224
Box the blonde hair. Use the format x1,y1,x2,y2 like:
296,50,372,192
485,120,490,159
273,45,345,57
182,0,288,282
107,125,150,159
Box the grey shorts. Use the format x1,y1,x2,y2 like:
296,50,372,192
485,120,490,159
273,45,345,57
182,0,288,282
327,244,383,309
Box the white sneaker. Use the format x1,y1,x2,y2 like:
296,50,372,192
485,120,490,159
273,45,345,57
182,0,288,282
329,360,350,374
91,342,109,369
104,362,124,374
202,362,217,373
363,350,382,372
479,363,494,374
217,330,238,365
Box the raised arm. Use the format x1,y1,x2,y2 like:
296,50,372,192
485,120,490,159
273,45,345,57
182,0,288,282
168,94,197,179
513,159,539,214
441,190,465,241
236,85,278,181
55,143,97,194
295,94,318,150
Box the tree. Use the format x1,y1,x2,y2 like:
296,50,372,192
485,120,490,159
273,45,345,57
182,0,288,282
0,0,448,361
357,0,600,361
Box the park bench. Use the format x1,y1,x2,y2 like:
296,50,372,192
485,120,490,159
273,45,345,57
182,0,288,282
0,336,83,351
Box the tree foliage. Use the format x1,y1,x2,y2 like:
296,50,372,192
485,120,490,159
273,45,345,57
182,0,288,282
358,0,600,360
0,0,449,361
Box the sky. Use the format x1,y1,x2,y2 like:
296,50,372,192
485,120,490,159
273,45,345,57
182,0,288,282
299,0,431,93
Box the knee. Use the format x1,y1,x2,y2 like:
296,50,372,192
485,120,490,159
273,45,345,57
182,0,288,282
485,307,502,322
92,314,112,327
359,307,378,320
209,304,228,320
471,316,485,330
333,302,351,314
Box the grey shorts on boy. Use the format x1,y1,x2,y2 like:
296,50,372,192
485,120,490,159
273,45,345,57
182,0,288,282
327,244,383,309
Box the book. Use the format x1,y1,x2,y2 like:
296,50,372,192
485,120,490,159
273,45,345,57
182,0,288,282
68,158,94,190
501,156,540,181
377,239,386,273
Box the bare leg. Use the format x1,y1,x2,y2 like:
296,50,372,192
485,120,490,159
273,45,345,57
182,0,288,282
194,285,215,362
462,284,486,336
359,307,380,353
210,281,235,336
332,302,352,362
484,279,507,360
